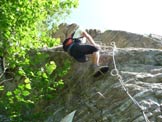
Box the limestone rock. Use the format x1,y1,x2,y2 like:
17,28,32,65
53,23,162,49
44,23,162,122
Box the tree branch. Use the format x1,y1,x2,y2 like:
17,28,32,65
40,45,64,53
0,78,13,85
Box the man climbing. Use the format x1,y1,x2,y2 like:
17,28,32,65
63,26,108,77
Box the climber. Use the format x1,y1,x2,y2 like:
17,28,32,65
63,27,99,66
62,26,109,77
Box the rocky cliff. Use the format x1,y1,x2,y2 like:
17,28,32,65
44,23,162,122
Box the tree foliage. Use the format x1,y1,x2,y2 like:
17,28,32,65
0,0,78,121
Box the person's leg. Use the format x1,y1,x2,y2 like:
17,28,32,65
69,44,88,63
92,51,100,66
78,44,100,67
70,44,100,65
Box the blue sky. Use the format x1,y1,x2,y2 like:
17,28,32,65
64,0,162,35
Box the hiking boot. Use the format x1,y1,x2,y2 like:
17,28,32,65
93,66,109,77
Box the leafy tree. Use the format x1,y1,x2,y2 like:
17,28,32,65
0,0,78,121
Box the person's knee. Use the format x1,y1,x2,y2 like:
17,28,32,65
93,51,99,56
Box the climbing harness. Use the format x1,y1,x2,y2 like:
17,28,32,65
109,42,150,122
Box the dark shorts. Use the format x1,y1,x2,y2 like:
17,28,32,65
69,43,98,62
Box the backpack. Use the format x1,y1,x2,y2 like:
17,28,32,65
62,32,83,52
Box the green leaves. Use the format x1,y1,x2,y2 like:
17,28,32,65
0,85,4,91
22,90,30,96
24,78,30,83
25,84,31,90
18,68,26,76
0,0,78,121
6,91,12,96
45,61,56,75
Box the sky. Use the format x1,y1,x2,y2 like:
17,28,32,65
64,0,162,36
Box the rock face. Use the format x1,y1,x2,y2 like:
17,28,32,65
45,23,162,122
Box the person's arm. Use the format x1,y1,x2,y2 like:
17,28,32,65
82,31,100,48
